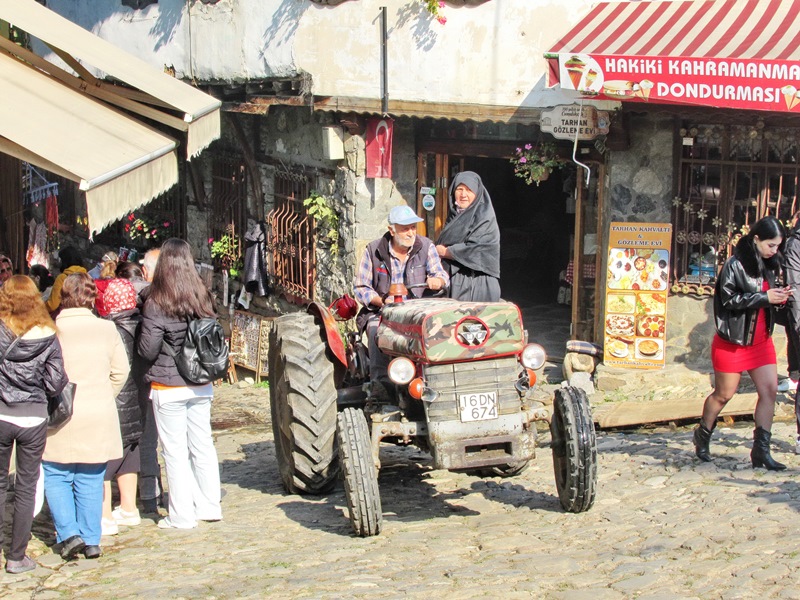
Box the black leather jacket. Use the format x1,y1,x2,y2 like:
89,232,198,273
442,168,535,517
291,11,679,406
714,249,780,346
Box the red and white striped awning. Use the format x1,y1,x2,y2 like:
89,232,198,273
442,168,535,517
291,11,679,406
546,0,800,113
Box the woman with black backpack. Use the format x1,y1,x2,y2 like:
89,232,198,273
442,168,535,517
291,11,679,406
137,238,222,529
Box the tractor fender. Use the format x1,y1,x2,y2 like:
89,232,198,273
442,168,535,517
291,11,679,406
307,302,348,367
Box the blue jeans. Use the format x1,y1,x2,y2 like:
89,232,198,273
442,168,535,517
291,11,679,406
43,462,106,546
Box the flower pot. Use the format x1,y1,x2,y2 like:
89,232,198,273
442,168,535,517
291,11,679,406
534,167,551,183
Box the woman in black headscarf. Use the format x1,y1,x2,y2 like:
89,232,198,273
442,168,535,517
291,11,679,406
435,171,501,302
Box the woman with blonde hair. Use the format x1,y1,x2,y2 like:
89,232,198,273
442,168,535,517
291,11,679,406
138,238,222,529
0,275,68,573
44,273,129,560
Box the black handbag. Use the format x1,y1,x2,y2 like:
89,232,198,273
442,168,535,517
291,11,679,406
47,382,75,429
1,330,73,428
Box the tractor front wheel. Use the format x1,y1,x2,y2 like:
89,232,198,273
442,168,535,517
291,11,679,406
337,407,382,537
550,386,597,513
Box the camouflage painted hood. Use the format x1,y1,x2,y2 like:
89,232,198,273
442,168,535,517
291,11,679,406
376,298,524,364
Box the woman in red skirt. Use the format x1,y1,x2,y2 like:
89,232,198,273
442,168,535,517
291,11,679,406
694,216,793,470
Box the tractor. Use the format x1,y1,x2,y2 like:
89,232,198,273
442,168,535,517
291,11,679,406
269,285,597,536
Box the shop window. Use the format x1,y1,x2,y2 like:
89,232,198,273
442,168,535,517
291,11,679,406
266,169,315,304
673,123,800,296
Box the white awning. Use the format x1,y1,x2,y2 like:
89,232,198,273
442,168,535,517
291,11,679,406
0,0,221,158
0,51,178,236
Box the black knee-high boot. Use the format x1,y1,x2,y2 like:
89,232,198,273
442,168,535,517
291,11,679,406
693,422,715,462
751,427,786,471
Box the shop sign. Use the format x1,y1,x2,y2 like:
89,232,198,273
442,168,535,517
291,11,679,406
555,52,800,113
604,222,672,369
540,105,609,141
420,186,436,195
422,194,436,211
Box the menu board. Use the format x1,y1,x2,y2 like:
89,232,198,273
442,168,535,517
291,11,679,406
604,223,673,369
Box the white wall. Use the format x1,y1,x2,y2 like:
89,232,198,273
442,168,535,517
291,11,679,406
40,0,612,110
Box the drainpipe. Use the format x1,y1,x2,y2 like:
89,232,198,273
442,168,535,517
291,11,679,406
572,98,591,188
380,7,388,115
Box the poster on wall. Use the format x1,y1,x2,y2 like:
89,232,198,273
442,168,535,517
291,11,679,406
604,222,673,369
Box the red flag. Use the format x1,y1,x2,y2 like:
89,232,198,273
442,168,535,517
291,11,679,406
365,117,393,179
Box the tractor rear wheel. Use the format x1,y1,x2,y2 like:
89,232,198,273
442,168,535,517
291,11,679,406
337,407,382,537
550,386,597,513
269,313,339,494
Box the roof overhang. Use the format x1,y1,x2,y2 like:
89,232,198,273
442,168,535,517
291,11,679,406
545,0,800,113
0,0,221,157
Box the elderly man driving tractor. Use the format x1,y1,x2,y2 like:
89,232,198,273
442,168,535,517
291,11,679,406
353,205,449,393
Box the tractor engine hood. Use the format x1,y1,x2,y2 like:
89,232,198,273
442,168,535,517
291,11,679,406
376,298,525,364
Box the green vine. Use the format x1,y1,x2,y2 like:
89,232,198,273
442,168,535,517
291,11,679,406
304,192,340,257
209,226,243,277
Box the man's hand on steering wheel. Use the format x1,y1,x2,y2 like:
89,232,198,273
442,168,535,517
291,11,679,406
426,276,445,291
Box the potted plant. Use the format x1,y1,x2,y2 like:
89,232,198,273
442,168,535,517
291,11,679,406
510,142,565,186
209,225,243,277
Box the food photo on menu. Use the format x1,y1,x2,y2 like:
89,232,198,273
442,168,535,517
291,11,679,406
605,247,669,365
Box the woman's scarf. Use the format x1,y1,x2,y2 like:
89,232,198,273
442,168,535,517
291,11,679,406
436,171,501,278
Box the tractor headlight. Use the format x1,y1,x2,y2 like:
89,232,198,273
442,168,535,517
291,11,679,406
520,343,546,370
388,357,416,385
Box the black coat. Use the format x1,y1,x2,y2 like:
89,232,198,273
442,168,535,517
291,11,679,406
0,320,69,419
106,309,143,445
714,236,781,346
784,225,800,326
137,299,191,387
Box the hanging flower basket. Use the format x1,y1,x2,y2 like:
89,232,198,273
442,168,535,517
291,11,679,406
510,142,564,186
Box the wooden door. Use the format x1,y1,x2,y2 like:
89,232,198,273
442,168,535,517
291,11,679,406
416,152,449,240
571,162,604,342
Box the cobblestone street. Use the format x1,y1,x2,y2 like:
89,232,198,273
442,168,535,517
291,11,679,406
5,383,800,599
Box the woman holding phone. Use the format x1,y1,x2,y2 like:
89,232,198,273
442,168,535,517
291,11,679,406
694,216,792,470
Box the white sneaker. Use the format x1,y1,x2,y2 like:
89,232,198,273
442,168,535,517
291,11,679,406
777,378,798,393
157,518,196,530
101,517,119,536
112,506,141,526
795,436,800,455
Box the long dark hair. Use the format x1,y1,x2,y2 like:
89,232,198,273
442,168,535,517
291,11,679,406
148,238,215,319
747,215,785,272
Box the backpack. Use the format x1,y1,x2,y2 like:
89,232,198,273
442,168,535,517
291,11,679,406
165,317,230,385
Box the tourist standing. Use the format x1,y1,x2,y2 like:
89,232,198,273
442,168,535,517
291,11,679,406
45,273,129,560
137,239,222,529
0,276,68,573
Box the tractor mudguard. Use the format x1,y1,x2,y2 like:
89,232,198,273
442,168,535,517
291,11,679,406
307,302,348,367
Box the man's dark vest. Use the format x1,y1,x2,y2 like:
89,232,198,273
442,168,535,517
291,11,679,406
356,232,432,329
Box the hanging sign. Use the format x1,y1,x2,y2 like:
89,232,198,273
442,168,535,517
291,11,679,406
552,52,800,113
604,222,672,369
540,105,610,141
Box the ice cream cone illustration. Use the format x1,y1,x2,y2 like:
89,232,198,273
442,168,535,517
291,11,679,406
564,55,586,89
585,69,599,89
782,85,798,110
638,79,654,100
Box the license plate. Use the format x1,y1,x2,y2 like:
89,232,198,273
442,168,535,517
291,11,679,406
458,392,498,422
